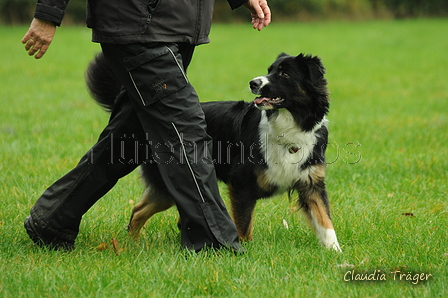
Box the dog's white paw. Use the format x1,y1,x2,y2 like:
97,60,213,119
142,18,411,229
329,241,342,253
319,228,342,253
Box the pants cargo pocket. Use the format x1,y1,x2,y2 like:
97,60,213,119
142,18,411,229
123,44,189,106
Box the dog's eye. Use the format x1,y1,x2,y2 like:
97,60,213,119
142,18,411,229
279,71,290,78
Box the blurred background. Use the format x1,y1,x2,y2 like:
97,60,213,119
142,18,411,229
1,0,448,25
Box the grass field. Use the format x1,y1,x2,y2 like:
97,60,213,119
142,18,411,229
0,19,447,297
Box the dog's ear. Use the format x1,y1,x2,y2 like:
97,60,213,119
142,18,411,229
297,54,329,100
303,55,326,84
277,52,290,59
296,54,325,86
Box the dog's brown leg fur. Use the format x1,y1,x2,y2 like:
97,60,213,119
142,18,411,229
128,186,175,238
297,165,341,252
228,184,257,241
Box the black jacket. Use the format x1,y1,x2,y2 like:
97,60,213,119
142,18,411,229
34,0,247,45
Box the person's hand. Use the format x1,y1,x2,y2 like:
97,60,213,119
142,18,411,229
244,0,271,31
22,18,56,59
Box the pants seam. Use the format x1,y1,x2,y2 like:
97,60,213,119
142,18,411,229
171,122,206,203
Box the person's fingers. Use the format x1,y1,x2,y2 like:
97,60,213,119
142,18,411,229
251,16,259,29
24,39,34,51
21,31,32,44
23,34,38,55
257,2,271,30
34,43,50,59
252,15,269,31
252,0,266,19
261,2,271,26
28,42,40,57
23,36,49,59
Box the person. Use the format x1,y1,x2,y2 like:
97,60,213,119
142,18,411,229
22,0,271,253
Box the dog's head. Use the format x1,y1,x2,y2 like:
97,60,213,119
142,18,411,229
250,53,329,116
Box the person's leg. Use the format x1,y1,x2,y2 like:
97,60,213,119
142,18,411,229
25,92,147,250
101,43,243,252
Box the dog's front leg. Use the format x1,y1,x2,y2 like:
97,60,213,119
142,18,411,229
297,166,342,252
228,186,257,241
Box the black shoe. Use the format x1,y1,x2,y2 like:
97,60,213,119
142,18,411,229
24,216,74,251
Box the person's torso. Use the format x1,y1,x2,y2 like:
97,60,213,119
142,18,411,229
87,0,215,45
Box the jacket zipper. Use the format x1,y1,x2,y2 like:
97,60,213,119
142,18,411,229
193,0,203,44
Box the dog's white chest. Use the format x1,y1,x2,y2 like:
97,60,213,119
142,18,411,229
259,110,324,191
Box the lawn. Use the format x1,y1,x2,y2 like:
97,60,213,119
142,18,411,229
0,19,447,297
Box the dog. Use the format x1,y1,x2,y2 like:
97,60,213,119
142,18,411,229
86,52,342,252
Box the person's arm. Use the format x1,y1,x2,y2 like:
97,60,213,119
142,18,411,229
21,0,68,59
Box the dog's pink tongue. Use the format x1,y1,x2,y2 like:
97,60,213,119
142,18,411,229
254,97,269,104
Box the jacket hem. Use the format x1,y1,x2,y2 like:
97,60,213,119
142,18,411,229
92,32,210,46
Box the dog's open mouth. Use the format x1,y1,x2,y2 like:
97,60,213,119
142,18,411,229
254,96,285,105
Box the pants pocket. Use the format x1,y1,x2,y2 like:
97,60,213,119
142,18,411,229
123,44,189,106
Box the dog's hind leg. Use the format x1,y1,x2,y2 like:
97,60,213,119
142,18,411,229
128,185,175,238
297,165,342,252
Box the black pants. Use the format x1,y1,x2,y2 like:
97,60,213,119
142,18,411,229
26,42,242,252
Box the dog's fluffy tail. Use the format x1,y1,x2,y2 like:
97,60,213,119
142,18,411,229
85,52,121,113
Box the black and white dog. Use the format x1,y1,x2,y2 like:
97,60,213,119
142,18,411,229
86,53,341,252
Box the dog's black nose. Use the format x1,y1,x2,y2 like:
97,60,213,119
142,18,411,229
250,78,261,91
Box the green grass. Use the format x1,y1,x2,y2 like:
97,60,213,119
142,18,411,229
1,19,447,297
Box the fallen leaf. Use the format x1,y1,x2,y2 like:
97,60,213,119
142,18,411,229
336,262,355,269
111,238,122,256
97,242,108,251
391,265,407,273
402,213,414,217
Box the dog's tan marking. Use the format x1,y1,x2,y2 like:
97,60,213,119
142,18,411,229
296,164,341,251
255,169,275,193
128,187,174,238
300,191,341,251
309,164,326,184
300,166,332,230
228,184,255,241
298,85,307,95
238,218,254,242
307,193,334,230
